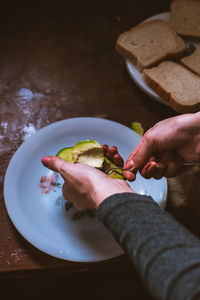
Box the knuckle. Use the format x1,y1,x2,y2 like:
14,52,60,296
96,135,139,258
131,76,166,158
59,165,66,175
144,130,154,143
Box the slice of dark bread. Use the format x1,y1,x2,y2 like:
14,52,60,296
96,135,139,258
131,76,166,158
171,0,200,38
116,19,185,71
181,45,200,75
142,61,200,113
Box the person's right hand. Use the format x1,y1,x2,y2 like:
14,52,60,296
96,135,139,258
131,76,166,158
123,112,200,180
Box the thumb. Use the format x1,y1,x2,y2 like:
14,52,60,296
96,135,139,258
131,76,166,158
41,156,74,176
124,138,155,171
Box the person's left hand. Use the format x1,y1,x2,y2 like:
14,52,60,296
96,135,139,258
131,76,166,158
41,156,135,210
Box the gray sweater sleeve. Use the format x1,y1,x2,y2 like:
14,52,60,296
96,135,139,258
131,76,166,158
97,193,200,300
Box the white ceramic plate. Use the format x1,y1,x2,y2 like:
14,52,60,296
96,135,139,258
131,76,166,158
4,117,167,262
126,12,199,106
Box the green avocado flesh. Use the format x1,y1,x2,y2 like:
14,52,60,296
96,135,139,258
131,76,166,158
71,140,104,168
56,140,125,180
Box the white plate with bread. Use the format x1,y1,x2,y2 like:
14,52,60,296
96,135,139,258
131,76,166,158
116,0,200,113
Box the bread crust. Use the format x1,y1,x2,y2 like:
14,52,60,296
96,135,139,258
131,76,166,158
142,71,171,103
116,41,143,71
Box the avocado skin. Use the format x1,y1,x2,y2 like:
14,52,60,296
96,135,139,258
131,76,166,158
72,140,100,149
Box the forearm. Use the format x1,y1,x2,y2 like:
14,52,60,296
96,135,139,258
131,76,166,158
97,193,200,300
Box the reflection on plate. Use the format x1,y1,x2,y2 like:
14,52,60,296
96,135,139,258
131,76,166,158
126,12,199,106
4,117,167,262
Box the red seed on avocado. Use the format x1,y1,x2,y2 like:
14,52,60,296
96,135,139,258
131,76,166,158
113,154,124,167
106,151,114,160
108,146,118,155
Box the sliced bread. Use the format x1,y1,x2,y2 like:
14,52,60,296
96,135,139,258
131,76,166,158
142,61,200,113
181,45,200,75
171,0,200,38
116,19,185,71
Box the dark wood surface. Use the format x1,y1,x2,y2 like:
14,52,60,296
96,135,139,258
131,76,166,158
1,0,200,299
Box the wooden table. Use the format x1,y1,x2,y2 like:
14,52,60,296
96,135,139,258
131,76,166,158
1,0,200,299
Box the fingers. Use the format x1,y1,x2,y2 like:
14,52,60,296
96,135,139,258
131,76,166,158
140,154,185,179
41,156,74,177
124,140,185,180
62,182,91,210
123,132,158,181
41,156,65,172
124,132,156,172
140,152,172,179
140,161,160,179
122,170,136,182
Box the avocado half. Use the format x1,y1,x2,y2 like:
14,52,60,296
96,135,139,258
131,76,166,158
56,140,125,180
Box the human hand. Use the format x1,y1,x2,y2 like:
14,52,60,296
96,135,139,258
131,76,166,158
124,112,200,180
41,156,135,210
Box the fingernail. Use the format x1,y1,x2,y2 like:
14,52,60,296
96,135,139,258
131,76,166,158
123,170,136,182
141,162,160,178
148,161,159,172
149,156,157,162
124,160,134,170
41,156,51,165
